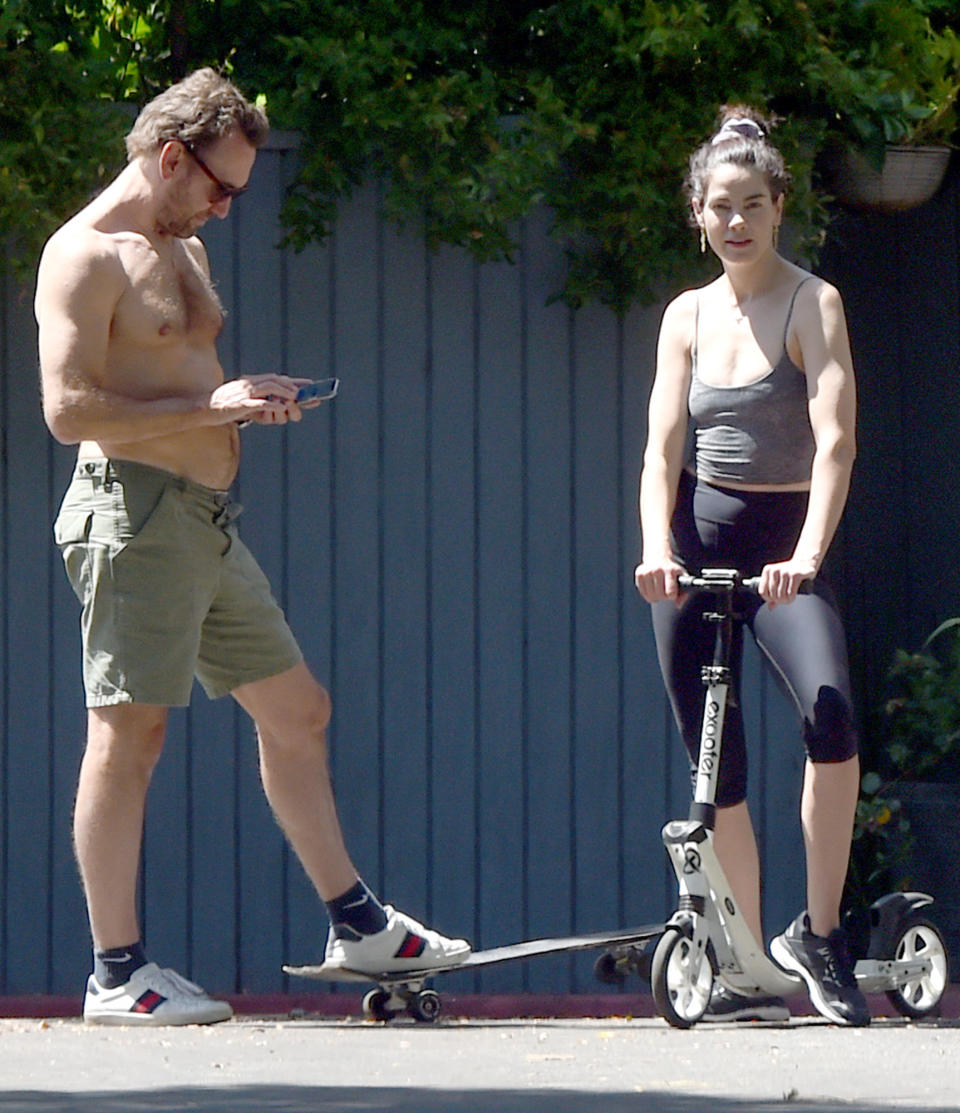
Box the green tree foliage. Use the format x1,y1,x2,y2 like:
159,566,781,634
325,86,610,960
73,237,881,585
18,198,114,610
3,0,958,306
220,0,960,308
1,1,126,268
0,0,228,273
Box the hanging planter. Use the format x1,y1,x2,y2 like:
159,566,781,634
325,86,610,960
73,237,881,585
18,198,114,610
824,143,952,214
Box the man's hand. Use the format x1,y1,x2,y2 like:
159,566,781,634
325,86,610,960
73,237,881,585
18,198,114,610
210,375,310,426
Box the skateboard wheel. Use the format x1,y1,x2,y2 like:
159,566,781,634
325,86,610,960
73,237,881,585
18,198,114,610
627,943,653,984
593,951,626,985
362,988,397,1022
408,989,441,1023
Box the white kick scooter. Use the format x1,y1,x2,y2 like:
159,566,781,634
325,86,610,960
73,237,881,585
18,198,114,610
641,569,948,1028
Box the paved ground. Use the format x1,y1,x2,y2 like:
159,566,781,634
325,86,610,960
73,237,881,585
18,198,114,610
0,1010,958,1112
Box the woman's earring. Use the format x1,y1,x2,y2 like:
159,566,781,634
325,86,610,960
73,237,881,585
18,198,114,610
699,226,706,254
773,224,780,249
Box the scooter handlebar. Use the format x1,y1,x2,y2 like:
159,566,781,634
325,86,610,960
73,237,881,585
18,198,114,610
677,570,808,594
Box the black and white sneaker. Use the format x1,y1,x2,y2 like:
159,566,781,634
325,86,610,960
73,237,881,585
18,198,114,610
702,983,790,1022
770,911,871,1027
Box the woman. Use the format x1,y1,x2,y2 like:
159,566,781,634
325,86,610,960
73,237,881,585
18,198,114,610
634,107,868,1027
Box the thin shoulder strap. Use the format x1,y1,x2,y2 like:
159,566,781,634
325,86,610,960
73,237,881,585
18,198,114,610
782,276,815,348
691,292,700,369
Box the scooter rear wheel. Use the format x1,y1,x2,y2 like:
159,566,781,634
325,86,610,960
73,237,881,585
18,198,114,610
651,925,714,1028
885,916,949,1019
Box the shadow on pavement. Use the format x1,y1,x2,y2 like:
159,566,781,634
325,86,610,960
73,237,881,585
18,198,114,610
0,1089,956,1113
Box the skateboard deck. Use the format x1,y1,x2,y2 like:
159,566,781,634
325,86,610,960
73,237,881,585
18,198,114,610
284,922,661,1022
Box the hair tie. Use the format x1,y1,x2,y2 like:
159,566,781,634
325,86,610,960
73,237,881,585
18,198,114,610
712,117,765,145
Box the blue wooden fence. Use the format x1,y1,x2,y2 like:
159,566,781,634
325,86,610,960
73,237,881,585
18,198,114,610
4,133,956,1000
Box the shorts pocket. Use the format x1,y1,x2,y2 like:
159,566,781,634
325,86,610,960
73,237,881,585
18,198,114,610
53,509,93,548
53,509,95,604
112,482,182,557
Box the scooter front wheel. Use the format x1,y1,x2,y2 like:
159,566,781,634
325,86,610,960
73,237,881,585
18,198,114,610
651,925,714,1028
885,916,949,1019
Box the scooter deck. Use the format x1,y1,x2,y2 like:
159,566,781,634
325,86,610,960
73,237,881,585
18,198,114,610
284,922,662,989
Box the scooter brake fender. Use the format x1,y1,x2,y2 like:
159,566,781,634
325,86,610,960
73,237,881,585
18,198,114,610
865,891,935,959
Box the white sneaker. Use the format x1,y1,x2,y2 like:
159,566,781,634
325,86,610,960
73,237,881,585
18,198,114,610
83,962,233,1026
325,905,471,973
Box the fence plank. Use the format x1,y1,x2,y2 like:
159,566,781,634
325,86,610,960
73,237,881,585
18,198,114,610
3,287,56,992
521,220,576,992
473,250,526,989
425,243,481,958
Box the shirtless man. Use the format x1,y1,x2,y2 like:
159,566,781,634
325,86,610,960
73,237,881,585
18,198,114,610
35,68,469,1026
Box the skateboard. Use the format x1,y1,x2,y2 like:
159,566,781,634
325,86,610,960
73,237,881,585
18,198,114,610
284,922,662,1022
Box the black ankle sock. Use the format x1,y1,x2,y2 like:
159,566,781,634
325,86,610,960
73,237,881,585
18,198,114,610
94,941,149,989
325,879,388,939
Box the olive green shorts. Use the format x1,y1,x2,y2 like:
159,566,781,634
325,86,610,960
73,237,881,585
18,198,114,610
54,458,303,707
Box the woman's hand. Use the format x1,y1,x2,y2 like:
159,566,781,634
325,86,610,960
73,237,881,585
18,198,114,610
635,557,686,604
757,558,817,607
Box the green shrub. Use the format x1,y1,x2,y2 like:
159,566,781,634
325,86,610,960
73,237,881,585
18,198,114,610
849,618,960,905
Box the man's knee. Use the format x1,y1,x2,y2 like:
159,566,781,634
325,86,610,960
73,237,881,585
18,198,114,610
289,676,332,736
306,682,333,736
257,679,333,755
85,704,168,779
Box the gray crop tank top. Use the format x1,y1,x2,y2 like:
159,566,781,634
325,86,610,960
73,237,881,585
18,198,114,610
687,277,815,485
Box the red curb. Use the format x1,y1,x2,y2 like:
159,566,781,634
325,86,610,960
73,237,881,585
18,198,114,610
2,988,958,1021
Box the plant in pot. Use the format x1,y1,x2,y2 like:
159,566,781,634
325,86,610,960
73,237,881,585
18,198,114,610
814,4,960,211
848,617,960,969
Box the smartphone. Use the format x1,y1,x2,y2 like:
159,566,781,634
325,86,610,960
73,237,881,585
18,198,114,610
296,378,340,404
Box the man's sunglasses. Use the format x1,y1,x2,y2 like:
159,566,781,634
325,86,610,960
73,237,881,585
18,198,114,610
181,141,248,202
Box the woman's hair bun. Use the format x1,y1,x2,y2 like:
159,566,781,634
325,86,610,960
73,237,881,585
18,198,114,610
711,104,777,146
711,117,766,145
684,103,789,209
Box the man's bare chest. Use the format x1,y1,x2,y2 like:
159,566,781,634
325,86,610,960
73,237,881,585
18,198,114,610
112,242,224,345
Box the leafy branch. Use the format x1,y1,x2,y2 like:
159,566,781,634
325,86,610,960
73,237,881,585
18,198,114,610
3,0,958,306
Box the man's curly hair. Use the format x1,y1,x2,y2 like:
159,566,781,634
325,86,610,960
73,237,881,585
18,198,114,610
125,68,269,161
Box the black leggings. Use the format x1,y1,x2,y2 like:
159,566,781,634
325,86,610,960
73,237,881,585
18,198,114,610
650,471,858,807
